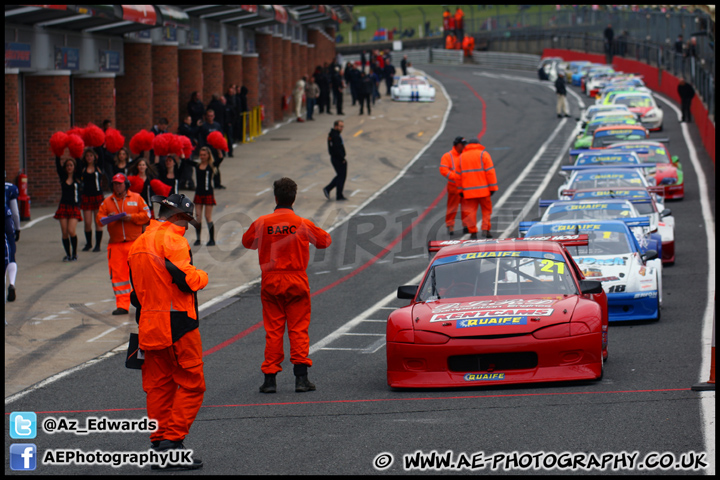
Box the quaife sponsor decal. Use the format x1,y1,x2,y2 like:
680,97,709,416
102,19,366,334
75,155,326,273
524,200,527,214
464,373,505,381
457,316,527,328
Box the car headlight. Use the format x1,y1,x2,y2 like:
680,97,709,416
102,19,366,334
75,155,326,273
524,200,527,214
643,109,660,119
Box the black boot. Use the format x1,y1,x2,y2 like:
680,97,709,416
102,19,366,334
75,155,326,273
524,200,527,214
62,238,71,261
294,364,316,392
259,373,277,393
82,230,92,251
70,236,78,260
206,222,215,246
93,230,103,252
194,225,201,246
151,440,203,470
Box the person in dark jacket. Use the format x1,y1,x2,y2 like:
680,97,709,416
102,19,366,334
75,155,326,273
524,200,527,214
187,91,205,129
677,79,695,123
359,71,373,115
316,64,332,114
331,66,344,115
383,62,396,95
322,120,347,201
400,55,408,76
206,94,225,132
223,86,236,157
236,85,249,142
177,115,197,190
555,72,569,118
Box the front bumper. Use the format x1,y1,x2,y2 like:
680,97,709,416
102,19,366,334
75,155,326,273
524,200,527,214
386,333,602,388
607,290,659,322
662,183,684,200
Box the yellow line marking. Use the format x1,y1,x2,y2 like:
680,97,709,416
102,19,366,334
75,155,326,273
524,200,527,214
418,131,424,137
353,130,363,137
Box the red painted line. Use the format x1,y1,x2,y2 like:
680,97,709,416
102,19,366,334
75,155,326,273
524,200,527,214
434,70,487,141
6,388,692,415
202,72,489,357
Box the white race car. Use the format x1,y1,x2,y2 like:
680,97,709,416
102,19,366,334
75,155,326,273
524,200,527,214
391,76,435,102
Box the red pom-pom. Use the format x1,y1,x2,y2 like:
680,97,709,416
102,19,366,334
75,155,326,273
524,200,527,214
129,129,155,155
50,131,69,157
66,134,85,159
104,128,125,153
83,123,105,148
150,179,172,198
180,136,193,159
168,134,184,156
127,175,144,194
152,133,171,156
66,126,85,138
207,131,228,152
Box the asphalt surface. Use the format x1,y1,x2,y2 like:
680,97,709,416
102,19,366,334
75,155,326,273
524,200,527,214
5,64,715,475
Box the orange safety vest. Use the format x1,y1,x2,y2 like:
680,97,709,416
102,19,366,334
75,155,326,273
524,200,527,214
128,219,208,350
96,190,151,243
457,143,498,199
439,147,463,186
446,34,456,50
242,206,332,275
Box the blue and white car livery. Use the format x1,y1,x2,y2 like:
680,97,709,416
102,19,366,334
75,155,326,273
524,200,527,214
391,76,435,102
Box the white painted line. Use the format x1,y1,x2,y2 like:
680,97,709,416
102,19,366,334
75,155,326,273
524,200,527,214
86,322,131,343
319,347,362,351
42,315,58,321
361,338,386,354
21,214,54,229
360,319,387,323
255,187,272,196
300,182,318,193
337,266,354,271
395,254,427,260
654,92,715,476
341,333,385,336
358,211,389,216
314,271,331,275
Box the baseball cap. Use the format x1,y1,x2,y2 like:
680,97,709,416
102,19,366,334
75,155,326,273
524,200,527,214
453,136,467,146
151,193,200,228
112,173,127,184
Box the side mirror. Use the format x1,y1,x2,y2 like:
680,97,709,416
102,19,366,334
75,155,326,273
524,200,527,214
671,155,679,164
558,170,569,177
641,250,658,262
660,208,672,218
397,285,418,300
579,280,604,294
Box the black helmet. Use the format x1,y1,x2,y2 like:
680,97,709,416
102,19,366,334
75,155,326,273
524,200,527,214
151,194,200,228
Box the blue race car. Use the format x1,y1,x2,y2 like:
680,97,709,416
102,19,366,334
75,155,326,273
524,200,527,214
523,220,662,322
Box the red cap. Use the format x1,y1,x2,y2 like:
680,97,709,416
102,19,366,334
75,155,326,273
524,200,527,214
112,173,127,184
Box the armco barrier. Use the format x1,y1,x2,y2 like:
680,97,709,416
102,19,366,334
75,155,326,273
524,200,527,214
472,52,540,71
430,49,464,65
544,48,715,164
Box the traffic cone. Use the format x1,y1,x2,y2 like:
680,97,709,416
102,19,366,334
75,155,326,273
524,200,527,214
692,306,715,391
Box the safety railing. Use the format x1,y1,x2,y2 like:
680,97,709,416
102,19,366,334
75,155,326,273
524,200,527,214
471,51,540,71
429,48,464,65
239,106,263,144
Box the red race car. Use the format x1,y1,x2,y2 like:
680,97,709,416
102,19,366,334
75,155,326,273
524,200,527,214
387,235,608,389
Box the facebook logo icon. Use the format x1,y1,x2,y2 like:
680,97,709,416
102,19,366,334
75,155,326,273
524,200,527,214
10,412,37,439
10,444,37,471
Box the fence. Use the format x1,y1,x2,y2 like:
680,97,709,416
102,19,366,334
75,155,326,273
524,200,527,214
471,51,540,71
239,106,263,143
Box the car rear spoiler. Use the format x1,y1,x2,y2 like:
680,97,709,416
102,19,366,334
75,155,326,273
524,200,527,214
428,234,589,254
621,217,651,228
561,186,665,199
603,138,669,146
560,163,656,171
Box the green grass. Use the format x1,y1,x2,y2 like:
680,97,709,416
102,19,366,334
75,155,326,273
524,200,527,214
338,5,551,45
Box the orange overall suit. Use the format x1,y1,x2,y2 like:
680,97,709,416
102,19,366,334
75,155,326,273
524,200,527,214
439,145,464,233
128,219,209,444
458,143,498,234
242,207,332,374
96,188,150,310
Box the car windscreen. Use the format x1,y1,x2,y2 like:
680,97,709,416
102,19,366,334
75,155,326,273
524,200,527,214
614,96,654,108
417,251,578,302
573,190,656,215
400,78,427,86
570,171,645,190
592,131,647,148
545,202,636,221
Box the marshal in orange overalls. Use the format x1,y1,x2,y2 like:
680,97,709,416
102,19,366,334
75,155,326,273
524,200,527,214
457,142,498,234
439,142,465,233
128,219,209,444
96,182,151,311
242,207,332,375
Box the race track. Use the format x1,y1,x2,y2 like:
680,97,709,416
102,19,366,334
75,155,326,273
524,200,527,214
5,65,715,475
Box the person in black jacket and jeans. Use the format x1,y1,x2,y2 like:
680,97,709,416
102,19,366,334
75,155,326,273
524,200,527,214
677,79,695,123
323,120,347,201
555,72,569,118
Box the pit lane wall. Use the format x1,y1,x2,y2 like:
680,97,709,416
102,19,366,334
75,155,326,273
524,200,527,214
543,49,715,164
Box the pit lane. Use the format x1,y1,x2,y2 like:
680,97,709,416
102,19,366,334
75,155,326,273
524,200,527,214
5,65,714,475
